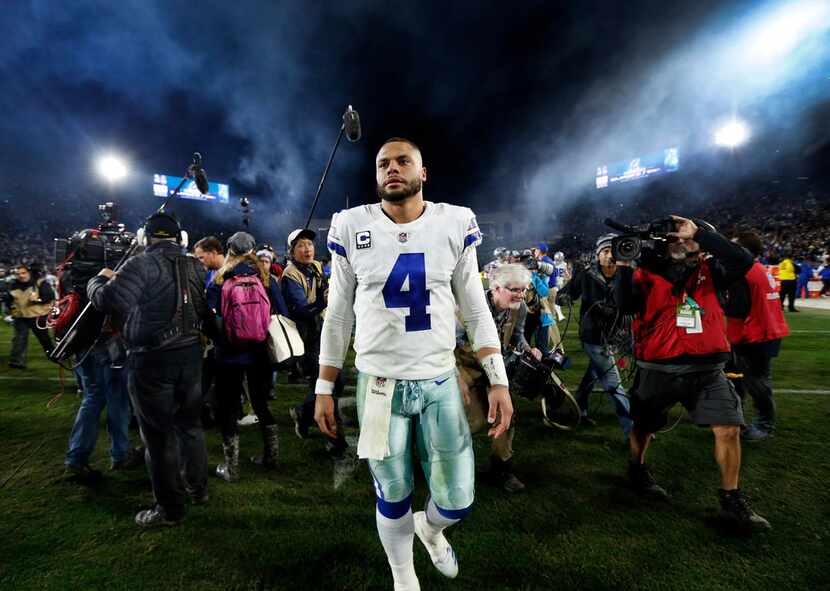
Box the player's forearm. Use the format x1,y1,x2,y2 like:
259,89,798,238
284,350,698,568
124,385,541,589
316,364,342,395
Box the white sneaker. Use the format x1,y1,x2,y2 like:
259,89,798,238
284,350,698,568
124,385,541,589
413,511,458,579
237,414,259,427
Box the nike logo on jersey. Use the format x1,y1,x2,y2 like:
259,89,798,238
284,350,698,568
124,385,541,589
435,377,450,386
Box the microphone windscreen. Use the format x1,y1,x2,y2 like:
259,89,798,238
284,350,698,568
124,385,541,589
194,168,209,194
343,106,362,143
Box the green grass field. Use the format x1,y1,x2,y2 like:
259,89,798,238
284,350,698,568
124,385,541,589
1,308,829,591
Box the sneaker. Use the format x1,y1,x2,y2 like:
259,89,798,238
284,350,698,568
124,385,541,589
65,463,102,481
627,462,669,500
134,505,183,528
718,489,771,530
110,447,145,471
237,413,259,427
413,511,458,579
742,425,773,442
289,407,309,439
499,472,526,493
8,361,25,369
580,415,598,428
185,486,210,505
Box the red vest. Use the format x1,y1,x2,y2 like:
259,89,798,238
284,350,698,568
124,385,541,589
727,262,789,345
633,262,730,361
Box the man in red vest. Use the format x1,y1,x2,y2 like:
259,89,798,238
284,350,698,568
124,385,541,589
727,232,789,441
617,216,770,531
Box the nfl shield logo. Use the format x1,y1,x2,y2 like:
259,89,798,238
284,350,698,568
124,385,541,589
398,232,408,243
376,377,387,387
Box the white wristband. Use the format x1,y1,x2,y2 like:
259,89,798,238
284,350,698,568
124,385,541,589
480,353,509,387
315,379,335,396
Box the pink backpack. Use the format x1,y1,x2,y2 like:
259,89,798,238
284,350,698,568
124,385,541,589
220,275,271,346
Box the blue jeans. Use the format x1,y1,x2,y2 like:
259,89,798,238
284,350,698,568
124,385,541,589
575,342,632,436
65,344,130,467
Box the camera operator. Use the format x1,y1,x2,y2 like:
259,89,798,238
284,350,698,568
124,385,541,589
726,232,789,442
87,213,210,528
616,215,770,530
456,263,540,493
5,262,54,368
282,228,350,459
555,234,633,438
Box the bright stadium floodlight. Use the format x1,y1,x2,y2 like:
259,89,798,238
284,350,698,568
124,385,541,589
96,154,128,183
714,120,750,148
743,0,830,65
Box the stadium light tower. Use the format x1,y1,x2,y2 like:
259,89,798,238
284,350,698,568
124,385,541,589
714,120,750,149
96,154,129,184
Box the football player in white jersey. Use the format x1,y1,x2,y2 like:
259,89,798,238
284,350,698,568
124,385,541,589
314,138,512,590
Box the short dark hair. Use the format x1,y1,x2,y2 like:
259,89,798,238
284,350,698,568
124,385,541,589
194,236,224,255
381,137,422,154
736,231,763,257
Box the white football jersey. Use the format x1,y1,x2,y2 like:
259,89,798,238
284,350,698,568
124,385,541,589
322,201,496,380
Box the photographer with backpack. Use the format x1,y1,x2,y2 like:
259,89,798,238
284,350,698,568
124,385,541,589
207,232,289,482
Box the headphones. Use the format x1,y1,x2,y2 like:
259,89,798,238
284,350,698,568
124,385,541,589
136,212,188,248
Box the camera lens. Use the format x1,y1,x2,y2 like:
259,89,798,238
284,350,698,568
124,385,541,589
615,237,641,261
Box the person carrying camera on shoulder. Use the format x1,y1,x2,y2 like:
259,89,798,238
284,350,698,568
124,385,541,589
87,213,210,528
556,234,633,438
616,215,770,531
456,263,540,493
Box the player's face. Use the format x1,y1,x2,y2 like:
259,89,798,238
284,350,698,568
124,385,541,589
16,267,30,282
375,142,427,203
293,238,315,264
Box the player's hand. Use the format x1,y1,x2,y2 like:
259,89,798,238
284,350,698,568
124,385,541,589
530,347,543,361
668,215,698,240
314,394,337,438
487,385,513,439
98,268,115,279
28,291,40,302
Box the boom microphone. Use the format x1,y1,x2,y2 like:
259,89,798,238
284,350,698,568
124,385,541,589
343,105,361,143
189,152,210,194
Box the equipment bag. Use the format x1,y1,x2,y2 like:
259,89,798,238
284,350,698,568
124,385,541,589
266,314,305,364
220,275,270,346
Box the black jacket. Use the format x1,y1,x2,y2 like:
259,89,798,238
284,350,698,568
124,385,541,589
556,264,625,346
87,241,208,353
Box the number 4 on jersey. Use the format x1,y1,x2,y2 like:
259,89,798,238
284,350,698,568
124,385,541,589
382,253,431,332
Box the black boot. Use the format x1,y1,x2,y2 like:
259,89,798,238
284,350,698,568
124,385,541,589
627,461,669,500
251,424,279,469
718,489,771,530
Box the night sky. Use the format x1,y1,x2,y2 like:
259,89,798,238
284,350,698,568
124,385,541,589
1,0,827,235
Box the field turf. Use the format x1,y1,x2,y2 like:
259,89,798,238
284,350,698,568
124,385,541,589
0,308,828,590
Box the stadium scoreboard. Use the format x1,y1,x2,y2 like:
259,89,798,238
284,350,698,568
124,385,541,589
596,147,679,189
153,173,230,205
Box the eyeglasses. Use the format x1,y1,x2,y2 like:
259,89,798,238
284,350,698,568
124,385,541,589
501,286,527,295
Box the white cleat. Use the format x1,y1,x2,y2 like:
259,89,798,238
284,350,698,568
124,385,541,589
413,511,459,579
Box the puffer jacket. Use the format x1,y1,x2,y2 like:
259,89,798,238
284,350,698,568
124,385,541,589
87,241,207,353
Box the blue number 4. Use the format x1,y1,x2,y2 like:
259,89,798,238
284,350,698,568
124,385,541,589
382,253,431,332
